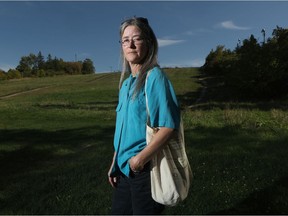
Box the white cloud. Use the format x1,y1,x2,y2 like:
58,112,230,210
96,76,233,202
157,39,185,47
218,21,250,30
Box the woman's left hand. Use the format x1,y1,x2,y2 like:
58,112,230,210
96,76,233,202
129,127,174,173
129,156,144,173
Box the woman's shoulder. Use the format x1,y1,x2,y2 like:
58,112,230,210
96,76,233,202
148,66,167,80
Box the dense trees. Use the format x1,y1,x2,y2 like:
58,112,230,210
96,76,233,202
0,52,96,80
201,26,288,100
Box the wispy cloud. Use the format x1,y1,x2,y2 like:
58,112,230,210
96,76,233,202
184,28,213,36
157,39,185,47
217,21,250,30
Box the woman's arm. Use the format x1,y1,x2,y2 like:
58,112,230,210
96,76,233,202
129,127,174,172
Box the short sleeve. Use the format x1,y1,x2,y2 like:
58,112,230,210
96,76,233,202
145,67,180,129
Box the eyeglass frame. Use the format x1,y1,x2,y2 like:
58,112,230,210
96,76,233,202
119,36,145,47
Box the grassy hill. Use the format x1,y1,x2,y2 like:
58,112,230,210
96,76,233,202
0,68,287,214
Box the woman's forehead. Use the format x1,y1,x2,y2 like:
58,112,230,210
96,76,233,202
122,25,141,37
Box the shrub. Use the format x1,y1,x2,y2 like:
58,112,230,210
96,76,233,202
7,69,22,79
0,69,7,80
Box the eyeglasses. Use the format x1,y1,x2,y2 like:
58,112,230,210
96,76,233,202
120,37,144,47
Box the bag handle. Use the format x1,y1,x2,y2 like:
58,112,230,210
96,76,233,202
145,70,153,127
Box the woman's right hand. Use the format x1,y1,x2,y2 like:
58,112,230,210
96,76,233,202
108,152,118,188
108,176,118,188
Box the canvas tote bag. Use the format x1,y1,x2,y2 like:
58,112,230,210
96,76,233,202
145,70,193,206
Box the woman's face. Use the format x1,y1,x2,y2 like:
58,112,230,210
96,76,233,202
121,25,148,65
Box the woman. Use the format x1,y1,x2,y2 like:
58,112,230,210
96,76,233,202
108,17,180,215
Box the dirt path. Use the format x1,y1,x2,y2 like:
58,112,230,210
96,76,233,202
0,86,51,99
188,77,207,108
0,73,116,99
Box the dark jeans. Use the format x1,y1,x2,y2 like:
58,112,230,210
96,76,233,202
111,163,165,215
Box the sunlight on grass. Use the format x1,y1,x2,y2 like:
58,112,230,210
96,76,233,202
1,69,288,214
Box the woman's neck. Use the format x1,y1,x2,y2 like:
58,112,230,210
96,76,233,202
130,64,141,77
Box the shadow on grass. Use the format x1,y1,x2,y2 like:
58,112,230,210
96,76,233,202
0,125,115,178
192,75,288,111
1,119,288,214
177,75,206,109
0,126,115,214
178,91,201,108
209,176,288,215
160,124,288,215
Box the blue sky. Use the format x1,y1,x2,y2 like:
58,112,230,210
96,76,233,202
0,1,287,73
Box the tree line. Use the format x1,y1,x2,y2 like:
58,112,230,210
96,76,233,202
200,26,288,100
0,52,95,80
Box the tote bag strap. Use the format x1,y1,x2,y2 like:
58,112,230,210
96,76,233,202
145,70,153,127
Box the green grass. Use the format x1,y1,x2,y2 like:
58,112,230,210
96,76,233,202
0,68,288,214
177,107,288,214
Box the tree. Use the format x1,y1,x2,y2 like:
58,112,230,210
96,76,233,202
45,54,54,72
16,53,38,77
201,26,288,99
201,45,236,76
7,69,21,79
36,51,45,70
16,56,31,77
64,62,82,75
82,58,95,74
16,52,97,77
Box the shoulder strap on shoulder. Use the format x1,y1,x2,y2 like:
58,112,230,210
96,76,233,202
145,70,153,126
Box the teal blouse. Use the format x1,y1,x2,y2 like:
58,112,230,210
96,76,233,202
111,67,180,177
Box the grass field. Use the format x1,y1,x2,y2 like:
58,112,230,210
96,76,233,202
0,68,288,214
